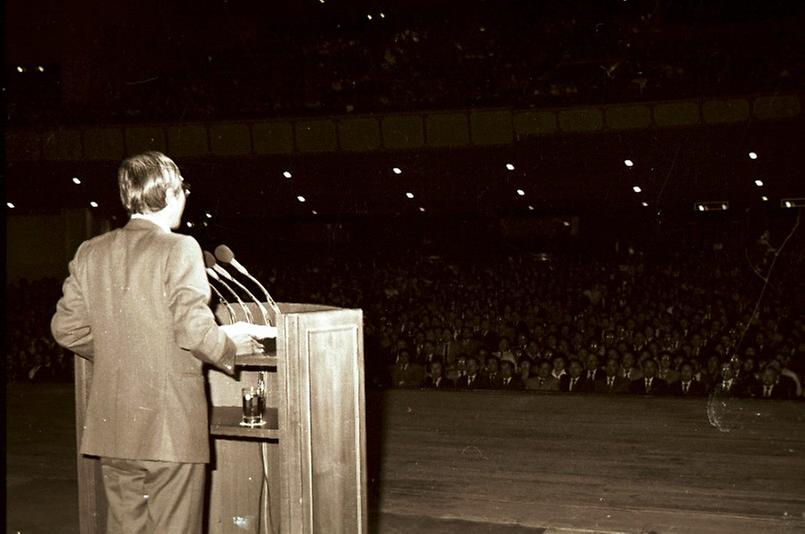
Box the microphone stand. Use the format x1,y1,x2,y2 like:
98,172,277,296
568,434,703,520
208,282,236,324
206,268,254,323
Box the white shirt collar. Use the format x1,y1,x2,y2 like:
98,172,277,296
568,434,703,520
131,214,171,233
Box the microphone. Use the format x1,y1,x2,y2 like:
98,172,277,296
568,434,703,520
204,251,254,323
214,244,280,317
205,251,269,325
208,281,237,324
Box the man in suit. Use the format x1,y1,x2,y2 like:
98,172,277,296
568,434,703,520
669,362,707,397
456,356,489,389
418,340,441,367
389,349,425,388
498,360,524,390
750,366,792,399
630,358,669,395
485,355,502,388
619,351,643,382
560,359,593,393
423,360,454,389
51,152,260,533
525,360,559,391
712,362,741,397
595,358,630,394
657,352,680,385
584,353,605,384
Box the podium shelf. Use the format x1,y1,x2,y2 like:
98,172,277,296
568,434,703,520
235,352,278,367
210,406,279,439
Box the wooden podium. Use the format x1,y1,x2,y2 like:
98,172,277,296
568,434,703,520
74,302,368,534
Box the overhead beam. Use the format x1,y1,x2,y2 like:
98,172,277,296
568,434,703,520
5,93,802,162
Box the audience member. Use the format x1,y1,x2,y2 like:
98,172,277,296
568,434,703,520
595,358,630,394
630,358,668,395
424,361,454,389
456,356,489,389
669,362,707,397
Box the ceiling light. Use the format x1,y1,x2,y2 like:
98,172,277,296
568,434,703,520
563,221,571,227
367,14,372,20
186,221,194,228
632,185,642,193
754,179,764,187
641,201,649,207
528,205,535,211
761,196,768,202
624,159,634,167
37,66,44,72
312,210,318,215
7,202,15,208
405,192,414,199
748,151,758,160
380,12,385,18
516,189,525,196
283,170,292,179
505,163,515,171
694,202,731,212
392,167,402,175
72,177,81,185
16,66,23,73
419,206,426,212
89,201,99,208
297,195,306,203
205,212,212,219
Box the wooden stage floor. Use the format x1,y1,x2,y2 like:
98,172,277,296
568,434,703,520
368,389,805,533
7,384,805,533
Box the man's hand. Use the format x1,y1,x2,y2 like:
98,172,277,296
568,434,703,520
230,333,263,356
221,322,265,355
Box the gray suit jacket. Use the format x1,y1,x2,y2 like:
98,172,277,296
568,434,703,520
51,218,236,463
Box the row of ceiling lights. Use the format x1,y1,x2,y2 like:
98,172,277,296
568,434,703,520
2,151,780,214
14,65,46,73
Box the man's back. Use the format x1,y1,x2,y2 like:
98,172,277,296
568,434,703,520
52,218,234,463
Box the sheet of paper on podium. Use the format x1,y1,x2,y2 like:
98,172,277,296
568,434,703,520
220,322,277,339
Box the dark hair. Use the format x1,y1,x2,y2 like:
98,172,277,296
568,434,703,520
118,151,183,215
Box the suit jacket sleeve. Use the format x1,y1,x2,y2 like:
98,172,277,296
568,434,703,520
166,236,236,374
51,242,95,360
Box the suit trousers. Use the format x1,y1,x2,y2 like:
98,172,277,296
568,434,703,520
100,457,205,534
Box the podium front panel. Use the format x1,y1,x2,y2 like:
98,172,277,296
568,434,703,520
284,308,367,534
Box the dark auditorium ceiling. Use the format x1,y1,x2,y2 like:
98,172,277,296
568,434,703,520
5,0,804,231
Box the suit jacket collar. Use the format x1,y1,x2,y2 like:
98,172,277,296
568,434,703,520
128,215,171,233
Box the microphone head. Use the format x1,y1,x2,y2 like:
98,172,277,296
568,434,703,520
214,244,235,263
203,251,217,269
